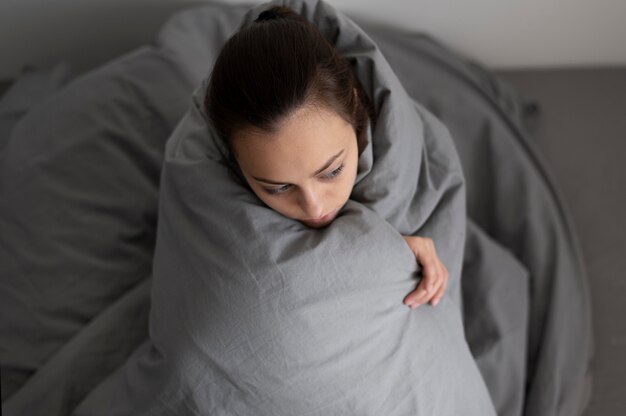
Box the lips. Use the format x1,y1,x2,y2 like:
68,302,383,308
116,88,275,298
305,208,339,224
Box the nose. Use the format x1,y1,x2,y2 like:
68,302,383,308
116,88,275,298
299,185,325,219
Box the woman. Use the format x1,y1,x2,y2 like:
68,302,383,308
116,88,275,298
205,6,448,309
71,3,502,414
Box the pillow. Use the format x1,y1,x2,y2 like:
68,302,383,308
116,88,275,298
0,47,192,401
1,4,250,410
0,62,73,157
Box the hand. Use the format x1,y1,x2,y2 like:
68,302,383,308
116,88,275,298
401,236,449,309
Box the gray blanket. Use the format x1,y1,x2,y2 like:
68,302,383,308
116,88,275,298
77,0,494,414
0,0,592,415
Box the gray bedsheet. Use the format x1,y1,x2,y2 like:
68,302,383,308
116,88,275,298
0,0,592,415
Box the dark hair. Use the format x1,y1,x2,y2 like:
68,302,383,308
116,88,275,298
205,5,373,164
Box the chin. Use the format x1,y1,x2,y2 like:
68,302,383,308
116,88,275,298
302,219,333,229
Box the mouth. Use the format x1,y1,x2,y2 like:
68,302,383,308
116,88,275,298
303,208,339,225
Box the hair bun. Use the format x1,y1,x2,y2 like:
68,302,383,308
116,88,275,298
255,7,288,23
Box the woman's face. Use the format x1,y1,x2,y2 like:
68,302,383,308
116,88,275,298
233,105,359,228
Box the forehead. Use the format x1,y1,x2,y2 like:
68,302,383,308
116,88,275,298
233,106,354,174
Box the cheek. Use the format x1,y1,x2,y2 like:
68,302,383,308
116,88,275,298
343,158,359,194
337,175,354,199
251,187,294,217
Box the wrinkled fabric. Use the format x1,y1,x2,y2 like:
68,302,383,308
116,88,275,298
73,0,497,414
1,0,592,415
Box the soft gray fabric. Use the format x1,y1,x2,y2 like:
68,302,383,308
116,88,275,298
365,29,594,416
0,4,249,412
0,62,73,158
73,0,496,414
0,0,592,415
0,48,192,402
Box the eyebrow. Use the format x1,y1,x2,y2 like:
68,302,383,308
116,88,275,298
252,149,345,185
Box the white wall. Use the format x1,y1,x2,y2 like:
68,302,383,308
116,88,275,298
1,0,625,79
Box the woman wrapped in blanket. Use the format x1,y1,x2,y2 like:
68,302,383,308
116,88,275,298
206,6,447,309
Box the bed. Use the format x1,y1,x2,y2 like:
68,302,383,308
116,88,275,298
1,0,617,414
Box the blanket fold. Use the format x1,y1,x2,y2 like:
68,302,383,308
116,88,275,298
74,0,497,414
1,1,592,415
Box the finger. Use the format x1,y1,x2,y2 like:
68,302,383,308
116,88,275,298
430,270,448,307
433,259,446,294
403,237,444,308
419,260,440,295
407,272,442,307
425,241,447,293
404,284,430,304
430,287,445,307
422,273,443,303
405,280,436,306
426,240,445,287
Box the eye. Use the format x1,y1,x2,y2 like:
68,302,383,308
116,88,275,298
323,163,345,179
265,184,292,195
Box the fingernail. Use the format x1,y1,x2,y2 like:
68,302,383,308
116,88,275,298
432,298,440,306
